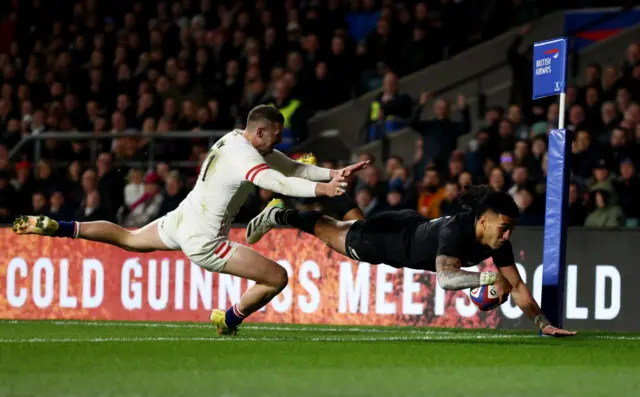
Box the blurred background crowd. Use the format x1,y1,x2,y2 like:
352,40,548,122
0,0,639,229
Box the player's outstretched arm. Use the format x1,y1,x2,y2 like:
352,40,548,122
264,150,370,182
498,265,577,337
251,165,347,198
435,255,506,290
264,150,333,181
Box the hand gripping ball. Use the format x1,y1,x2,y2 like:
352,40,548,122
469,285,509,311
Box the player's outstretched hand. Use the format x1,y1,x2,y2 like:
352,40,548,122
541,325,577,337
334,160,370,178
319,174,347,197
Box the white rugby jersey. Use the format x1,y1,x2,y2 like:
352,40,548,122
175,129,331,239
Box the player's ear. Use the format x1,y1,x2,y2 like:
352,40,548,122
479,215,487,229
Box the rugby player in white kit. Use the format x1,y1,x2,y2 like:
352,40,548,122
13,105,369,335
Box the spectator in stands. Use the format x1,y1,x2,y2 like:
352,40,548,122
515,187,544,226
157,170,185,218
614,159,640,223
96,152,124,221
0,0,637,230
567,182,589,227
411,92,470,179
499,151,516,178
488,166,507,193
417,167,444,219
80,167,98,197
388,165,416,209
447,152,466,184
439,181,463,217
584,188,624,228
609,127,637,169
31,191,48,215
355,186,382,218
119,172,163,228
346,0,380,43
458,170,474,189
75,190,108,222
401,23,441,76
355,165,387,203
364,72,413,142
506,105,529,140
498,119,517,153
0,169,16,223
507,24,535,119
124,168,145,208
66,161,84,208
261,79,307,151
33,160,59,198
588,158,615,195
385,155,404,181
11,160,33,214
508,164,532,199
48,190,74,220
572,130,600,181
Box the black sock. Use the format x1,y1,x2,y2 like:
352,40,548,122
278,210,322,235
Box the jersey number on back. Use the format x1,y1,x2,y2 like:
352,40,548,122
201,139,225,182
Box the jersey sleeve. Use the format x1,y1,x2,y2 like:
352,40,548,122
228,143,271,184
436,222,462,258
234,146,319,197
264,150,332,181
491,241,515,268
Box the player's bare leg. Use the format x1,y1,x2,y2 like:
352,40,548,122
13,215,171,252
309,215,355,256
342,207,365,221
247,205,354,256
210,245,288,335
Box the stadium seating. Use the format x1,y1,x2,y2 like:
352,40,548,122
0,1,639,229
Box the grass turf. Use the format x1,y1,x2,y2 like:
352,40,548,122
0,320,638,397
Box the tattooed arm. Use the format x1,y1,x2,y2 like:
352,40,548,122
435,255,498,290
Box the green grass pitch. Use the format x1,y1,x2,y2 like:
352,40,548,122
0,320,638,397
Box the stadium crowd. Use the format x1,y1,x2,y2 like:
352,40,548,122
0,0,639,229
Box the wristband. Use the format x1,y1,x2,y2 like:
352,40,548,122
534,315,551,330
480,272,497,286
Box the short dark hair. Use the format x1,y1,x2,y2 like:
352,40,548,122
247,105,284,126
459,185,519,219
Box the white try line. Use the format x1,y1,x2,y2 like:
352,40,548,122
0,334,539,344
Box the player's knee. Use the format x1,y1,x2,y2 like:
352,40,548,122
123,229,151,252
268,265,289,292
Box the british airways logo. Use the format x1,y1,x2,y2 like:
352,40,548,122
544,48,560,59
535,48,560,76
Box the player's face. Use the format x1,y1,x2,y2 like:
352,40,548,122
257,122,283,154
481,213,516,249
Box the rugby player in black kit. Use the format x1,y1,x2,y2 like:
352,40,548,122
247,185,576,336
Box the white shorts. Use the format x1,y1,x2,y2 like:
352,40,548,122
157,208,239,273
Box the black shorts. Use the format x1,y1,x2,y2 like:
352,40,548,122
344,210,426,268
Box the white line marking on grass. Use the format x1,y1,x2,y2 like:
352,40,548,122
0,334,537,344
593,335,640,341
3,320,638,341
0,320,461,334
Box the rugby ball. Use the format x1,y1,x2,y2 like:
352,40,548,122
469,285,509,311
